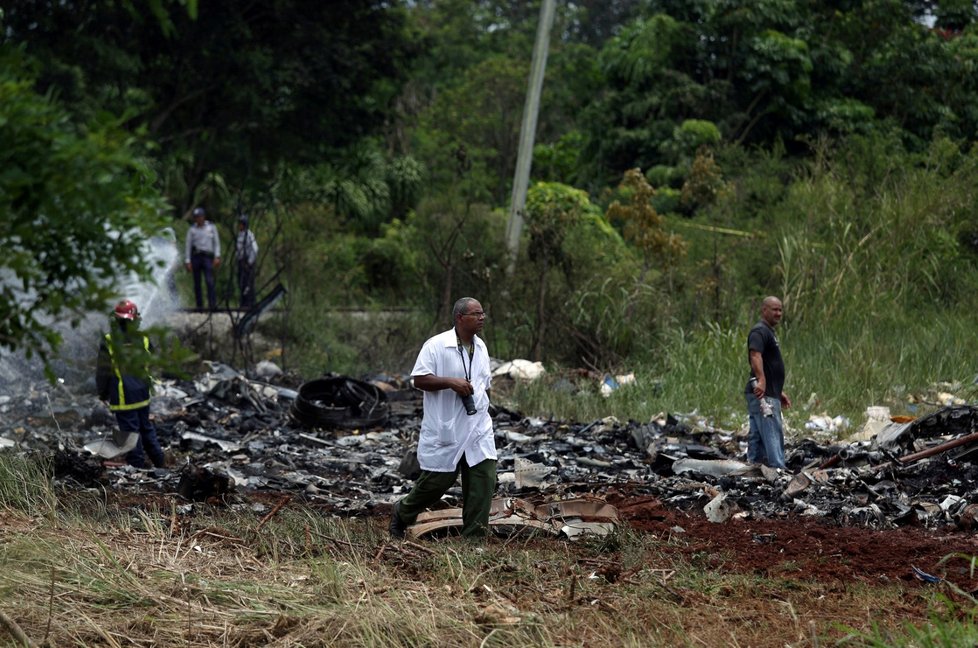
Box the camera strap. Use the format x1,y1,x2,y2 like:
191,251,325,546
456,336,473,382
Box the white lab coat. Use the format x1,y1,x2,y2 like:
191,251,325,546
411,328,495,472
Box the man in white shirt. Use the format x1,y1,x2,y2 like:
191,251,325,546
184,206,221,310
235,214,259,308
390,297,496,540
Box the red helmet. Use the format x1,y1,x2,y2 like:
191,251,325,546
113,299,140,321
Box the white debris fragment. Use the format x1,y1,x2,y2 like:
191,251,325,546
704,492,735,523
514,457,555,488
492,359,545,381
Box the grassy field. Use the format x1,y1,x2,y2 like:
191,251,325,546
0,501,965,648
0,456,976,647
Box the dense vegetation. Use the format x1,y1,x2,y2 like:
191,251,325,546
4,0,978,422
4,5,978,644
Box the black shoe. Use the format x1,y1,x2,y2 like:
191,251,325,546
389,501,406,539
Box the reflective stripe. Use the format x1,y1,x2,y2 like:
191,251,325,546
111,398,150,411
104,333,151,411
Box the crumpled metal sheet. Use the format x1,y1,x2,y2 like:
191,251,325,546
513,457,555,488
84,430,140,458
911,405,978,439
704,492,737,522
672,458,759,478
406,496,620,540
874,421,913,452
181,431,242,453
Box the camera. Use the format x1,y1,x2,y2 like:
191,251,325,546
460,393,477,416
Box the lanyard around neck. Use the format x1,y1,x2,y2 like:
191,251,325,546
457,336,473,381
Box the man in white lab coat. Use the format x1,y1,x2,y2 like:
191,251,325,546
390,297,496,540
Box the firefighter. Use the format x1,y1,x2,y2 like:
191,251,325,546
95,299,166,468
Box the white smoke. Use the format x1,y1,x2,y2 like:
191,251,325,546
115,228,181,327
0,228,180,392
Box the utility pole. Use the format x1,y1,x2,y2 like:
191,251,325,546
504,0,555,275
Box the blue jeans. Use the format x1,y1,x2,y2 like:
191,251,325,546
745,393,785,469
115,407,165,468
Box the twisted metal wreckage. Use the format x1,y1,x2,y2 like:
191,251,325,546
3,361,978,538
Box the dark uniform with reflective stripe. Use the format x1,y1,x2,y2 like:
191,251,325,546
96,332,165,468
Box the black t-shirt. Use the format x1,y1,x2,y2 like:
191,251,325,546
746,321,784,397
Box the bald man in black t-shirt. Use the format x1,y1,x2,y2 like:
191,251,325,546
744,296,792,468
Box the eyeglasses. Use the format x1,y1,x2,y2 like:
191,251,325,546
463,311,487,318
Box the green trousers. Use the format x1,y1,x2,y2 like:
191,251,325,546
396,457,497,539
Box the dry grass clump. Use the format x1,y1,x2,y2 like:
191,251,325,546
0,453,58,519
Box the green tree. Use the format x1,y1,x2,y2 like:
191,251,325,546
523,182,591,359
511,181,654,367
579,14,712,187
0,53,165,367
607,169,686,278
579,1,978,190
4,0,418,210
413,55,529,204
402,1,603,201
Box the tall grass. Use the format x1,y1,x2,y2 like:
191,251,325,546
503,302,978,437
785,307,978,420
839,598,978,647
0,453,57,518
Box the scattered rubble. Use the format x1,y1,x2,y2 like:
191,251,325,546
3,364,978,535
408,496,619,540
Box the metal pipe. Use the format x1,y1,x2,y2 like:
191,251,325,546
898,431,978,464
818,454,841,470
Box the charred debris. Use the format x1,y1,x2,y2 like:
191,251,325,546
2,361,978,532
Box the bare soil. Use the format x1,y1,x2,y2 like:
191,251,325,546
608,490,978,587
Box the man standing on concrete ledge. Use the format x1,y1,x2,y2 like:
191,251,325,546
235,214,259,309
390,297,497,540
184,206,221,311
745,295,792,469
